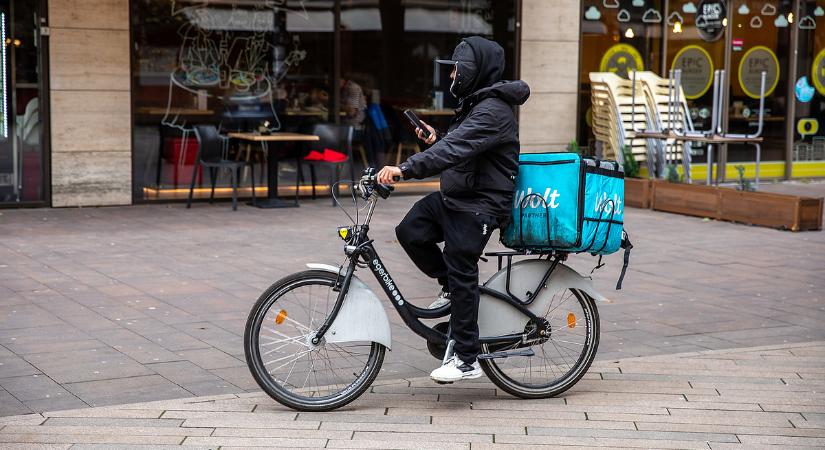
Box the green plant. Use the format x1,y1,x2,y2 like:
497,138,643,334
665,165,683,183
735,165,754,192
621,145,640,178
567,139,581,155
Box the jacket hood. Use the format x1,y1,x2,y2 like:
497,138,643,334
473,80,531,106
453,36,530,107
460,36,505,96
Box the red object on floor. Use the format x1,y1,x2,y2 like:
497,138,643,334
303,150,324,161
322,148,347,163
163,137,202,187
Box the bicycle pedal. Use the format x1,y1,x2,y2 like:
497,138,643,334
477,348,536,360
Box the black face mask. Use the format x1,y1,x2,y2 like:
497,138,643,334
437,41,478,99
450,61,478,98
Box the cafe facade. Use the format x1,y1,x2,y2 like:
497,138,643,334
0,0,822,208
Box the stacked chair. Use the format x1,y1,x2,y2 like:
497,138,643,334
590,71,696,180
588,72,654,174
633,71,695,181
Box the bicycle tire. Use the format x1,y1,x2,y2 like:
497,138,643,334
244,270,385,411
479,288,600,399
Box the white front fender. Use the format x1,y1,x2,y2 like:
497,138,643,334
306,264,392,349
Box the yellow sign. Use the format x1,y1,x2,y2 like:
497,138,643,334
813,48,825,97
600,44,644,79
797,118,819,137
671,45,714,99
738,46,780,99
338,227,350,240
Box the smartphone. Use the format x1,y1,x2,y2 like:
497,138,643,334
403,109,431,140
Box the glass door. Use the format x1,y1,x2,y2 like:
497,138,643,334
726,0,793,165
793,0,825,167
0,0,46,205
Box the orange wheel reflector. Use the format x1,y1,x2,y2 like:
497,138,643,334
275,310,288,325
567,313,576,329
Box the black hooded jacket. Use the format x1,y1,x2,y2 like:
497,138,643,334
399,37,530,219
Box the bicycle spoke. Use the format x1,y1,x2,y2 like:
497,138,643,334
483,288,594,392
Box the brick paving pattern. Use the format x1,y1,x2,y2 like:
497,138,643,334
1,190,824,415
0,341,823,449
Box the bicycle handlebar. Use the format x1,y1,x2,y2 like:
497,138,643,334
358,169,399,200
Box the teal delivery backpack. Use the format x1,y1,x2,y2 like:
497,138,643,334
501,153,633,288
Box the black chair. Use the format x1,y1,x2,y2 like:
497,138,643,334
301,123,355,206
186,124,255,211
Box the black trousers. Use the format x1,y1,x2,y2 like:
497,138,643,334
395,193,496,363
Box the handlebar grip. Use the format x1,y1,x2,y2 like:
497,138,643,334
392,176,401,182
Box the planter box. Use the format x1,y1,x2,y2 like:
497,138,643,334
651,181,721,219
624,178,651,209
718,189,823,231
650,181,824,231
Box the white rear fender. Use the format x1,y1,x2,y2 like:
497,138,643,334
305,264,392,349
478,260,606,338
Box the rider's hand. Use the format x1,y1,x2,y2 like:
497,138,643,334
416,120,437,145
377,166,402,185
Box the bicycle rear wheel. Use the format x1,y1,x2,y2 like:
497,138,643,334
244,270,385,411
479,287,599,398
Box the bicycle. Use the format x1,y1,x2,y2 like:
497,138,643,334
244,168,606,411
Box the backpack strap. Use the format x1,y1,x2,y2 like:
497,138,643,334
615,231,633,290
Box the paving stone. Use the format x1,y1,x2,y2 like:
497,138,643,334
492,434,713,449
64,375,193,407
0,389,31,416
525,426,739,443
172,347,246,370
328,439,469,450
42,417,184,428
70,446,212,450
23,348,151,384
212,427,353,439
0,434,184,445
0,424,211,436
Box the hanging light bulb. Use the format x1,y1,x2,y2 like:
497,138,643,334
788,12,794,23
722,17,728,27
625,27,635,38
673,21,683,33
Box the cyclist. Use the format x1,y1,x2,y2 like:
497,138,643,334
377,36,530,383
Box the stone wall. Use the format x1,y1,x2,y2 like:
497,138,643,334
49,0,132,207
518,0,581,153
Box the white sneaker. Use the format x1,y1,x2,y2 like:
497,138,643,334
428,290,451,309
430,355,482,383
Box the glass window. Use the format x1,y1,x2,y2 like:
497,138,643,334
665,0,726,136
131,0,334,201
131,0,518,202
577,0,665,150
727,0,793,163
0,0,46,204
339,0,517,167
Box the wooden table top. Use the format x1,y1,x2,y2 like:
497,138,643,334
634,130,763,144
136,107,214,116
412,108,455,116
227,132,320,142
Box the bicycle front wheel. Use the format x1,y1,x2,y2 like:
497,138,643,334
244,270,385,411
479,287,599,399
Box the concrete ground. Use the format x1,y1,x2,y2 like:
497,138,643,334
0,341,823,449
1,191,824,416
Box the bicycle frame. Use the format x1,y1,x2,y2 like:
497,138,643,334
311,195,562,349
